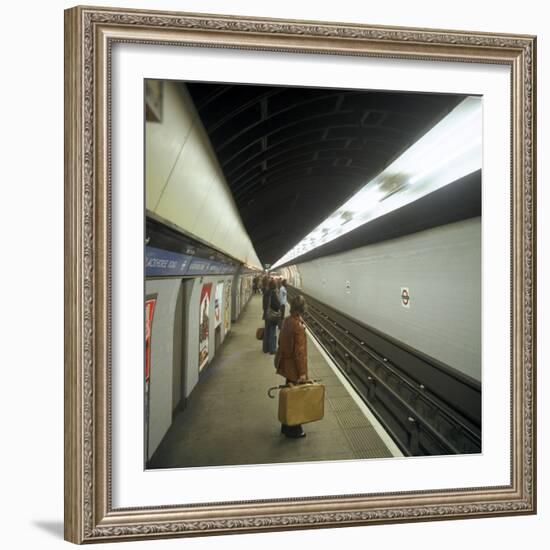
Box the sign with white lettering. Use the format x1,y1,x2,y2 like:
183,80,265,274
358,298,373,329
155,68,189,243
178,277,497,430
145,247,191,276
145,246,239,277
188,260,209,275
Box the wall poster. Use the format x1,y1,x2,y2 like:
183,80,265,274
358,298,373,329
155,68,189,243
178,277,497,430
214,282,223,328
239,277,244,316
198,283,212,371
224,281,232,332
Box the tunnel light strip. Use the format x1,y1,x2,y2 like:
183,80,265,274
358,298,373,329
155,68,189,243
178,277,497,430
271,96,482,268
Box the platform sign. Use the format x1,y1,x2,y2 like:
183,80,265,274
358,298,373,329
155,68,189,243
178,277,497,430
188,259,210,275
145,244,240,277
145,296,157,461
199,283,212,370
401,287,411,308
214,282,223,327
145,247,192,277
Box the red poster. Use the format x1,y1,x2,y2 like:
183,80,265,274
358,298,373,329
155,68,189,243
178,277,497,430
144,297,156,460
214,282,223,327
199,283,212,371
145,298,157,382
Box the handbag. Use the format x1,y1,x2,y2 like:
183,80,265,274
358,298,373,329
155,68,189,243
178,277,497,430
256,327,264,340
267,307,281,324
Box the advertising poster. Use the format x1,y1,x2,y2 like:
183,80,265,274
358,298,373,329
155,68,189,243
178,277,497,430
214,282,223,327
198,283,212,371
224,282,232,332
239,277,245,313
144,296,157,460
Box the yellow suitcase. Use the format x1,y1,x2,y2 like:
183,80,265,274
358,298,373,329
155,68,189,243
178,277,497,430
277,382,325,426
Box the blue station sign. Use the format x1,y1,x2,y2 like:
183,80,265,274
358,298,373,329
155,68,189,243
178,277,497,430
146,246,238,277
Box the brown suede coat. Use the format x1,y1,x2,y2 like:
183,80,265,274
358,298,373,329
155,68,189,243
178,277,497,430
276,314,308,383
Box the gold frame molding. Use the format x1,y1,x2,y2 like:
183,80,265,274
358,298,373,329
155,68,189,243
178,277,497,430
64,5,537,544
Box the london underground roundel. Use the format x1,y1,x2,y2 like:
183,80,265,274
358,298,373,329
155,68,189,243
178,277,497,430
401,287,410,308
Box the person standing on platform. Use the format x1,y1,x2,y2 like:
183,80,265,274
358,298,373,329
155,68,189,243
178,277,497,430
261,278,270,327
275,295,308,438
262,279,281,354
278,279,288,328
261,275,269,295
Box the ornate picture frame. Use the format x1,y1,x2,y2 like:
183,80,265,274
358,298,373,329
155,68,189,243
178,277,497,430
64,5,536,544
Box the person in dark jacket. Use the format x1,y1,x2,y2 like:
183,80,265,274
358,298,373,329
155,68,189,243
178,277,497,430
262,279,280,354
275,294,308,438
261,278,271,321
278,279,288,326
261,275,269,295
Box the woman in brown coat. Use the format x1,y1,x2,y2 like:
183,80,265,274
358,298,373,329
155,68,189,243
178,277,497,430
276,295,308,438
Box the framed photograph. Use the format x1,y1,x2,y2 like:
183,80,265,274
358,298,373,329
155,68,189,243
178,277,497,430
64,5,536,544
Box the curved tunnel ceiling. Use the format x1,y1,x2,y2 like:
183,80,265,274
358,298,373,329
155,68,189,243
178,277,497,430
185,82,466,267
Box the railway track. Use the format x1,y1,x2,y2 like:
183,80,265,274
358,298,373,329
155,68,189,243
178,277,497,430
288,288,481,456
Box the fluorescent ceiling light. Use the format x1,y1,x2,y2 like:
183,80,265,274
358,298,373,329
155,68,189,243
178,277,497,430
271,96,482,268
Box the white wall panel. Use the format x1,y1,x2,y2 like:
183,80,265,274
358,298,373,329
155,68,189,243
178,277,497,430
145,278,183,460
155,123,217,233
209,201,231,245
182,275,238,398
192,171,226,244
296,218,481,380
183,278,200,399
147,82,261,268
145,82,194,211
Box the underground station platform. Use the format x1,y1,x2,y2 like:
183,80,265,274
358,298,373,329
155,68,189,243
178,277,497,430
148,294,400,470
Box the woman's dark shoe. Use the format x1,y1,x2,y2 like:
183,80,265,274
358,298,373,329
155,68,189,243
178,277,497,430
285,431,306,439
285,426,306,439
